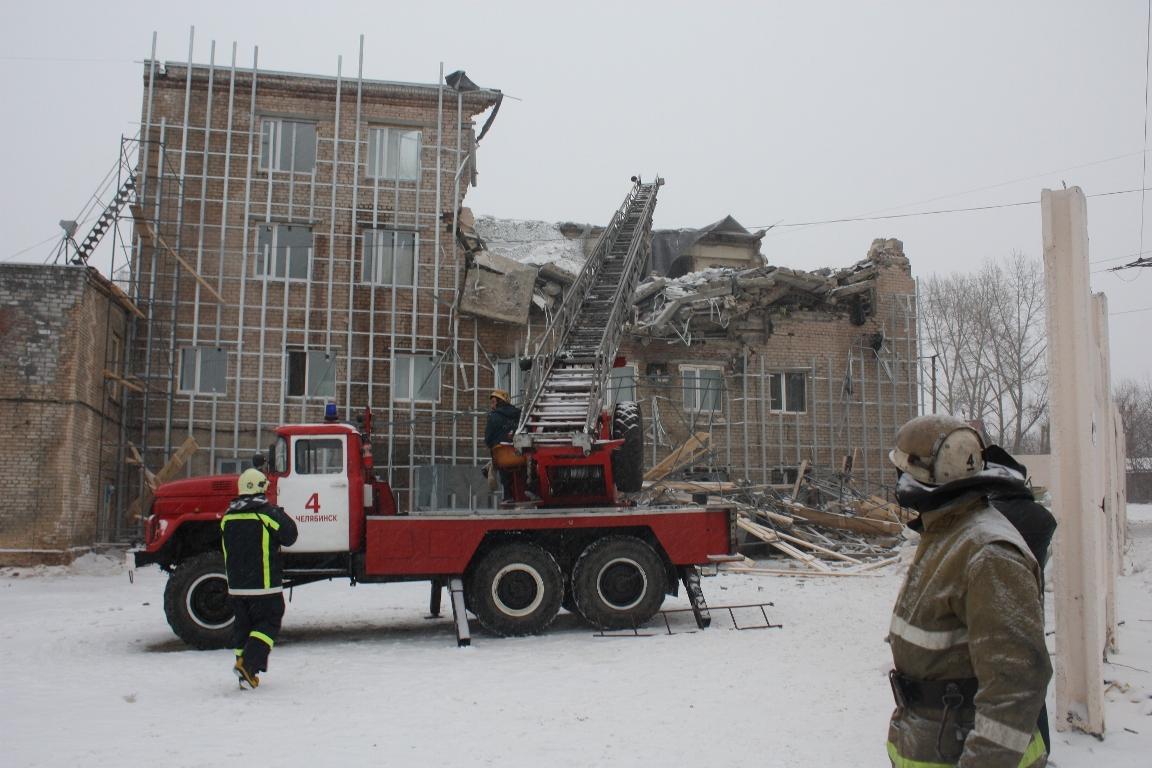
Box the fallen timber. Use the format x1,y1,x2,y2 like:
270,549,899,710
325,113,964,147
634,456,913,576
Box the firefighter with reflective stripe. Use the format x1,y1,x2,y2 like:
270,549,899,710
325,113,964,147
221,467,298,688
886,414,1052,768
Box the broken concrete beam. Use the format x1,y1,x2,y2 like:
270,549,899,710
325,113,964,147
459,250,539,325
633,277,667,304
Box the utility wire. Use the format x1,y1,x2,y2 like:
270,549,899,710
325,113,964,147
1110,306,1152,315
1140,0,1151,269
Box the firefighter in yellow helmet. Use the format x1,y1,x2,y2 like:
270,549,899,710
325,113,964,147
221,466,298,688
885,414,1051,767
484,389,521,501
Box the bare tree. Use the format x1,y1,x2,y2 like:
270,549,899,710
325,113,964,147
920,252,1048,452
1115,376,1152,461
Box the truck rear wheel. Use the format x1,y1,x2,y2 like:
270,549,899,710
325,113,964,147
571,536,666,630
467,543,562,636
611,401,644,493
163,551,234,650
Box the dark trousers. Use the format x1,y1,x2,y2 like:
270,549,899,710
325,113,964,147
230,593,285,672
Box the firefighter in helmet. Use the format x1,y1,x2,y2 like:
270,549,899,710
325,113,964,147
221,465,298,689
484,389,521,500
886,414,1051,767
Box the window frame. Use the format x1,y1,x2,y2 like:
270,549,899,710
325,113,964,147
285,349,337,399
256,223,313,281
393,353,441,404
259,118,318,174
366,126,422,181
178,346,228,395
768,371,808,414
362,229,417,287
608,364,638,406
681,365,724,413
494,358,528,404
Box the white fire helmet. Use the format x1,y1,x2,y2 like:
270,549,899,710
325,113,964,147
888,414,985,487
238,468,269,495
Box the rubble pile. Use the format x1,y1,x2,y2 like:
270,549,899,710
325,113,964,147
635,442,911,576
630,238,909,342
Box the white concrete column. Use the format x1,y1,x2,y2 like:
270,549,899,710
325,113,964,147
1091,293,1120,654
1042,187,1106,736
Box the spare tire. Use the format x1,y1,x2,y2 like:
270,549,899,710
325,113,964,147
611,401,644,493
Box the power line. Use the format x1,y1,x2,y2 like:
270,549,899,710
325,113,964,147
1110,306,1152,315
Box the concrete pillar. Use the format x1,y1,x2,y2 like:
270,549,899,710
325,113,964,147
1042,187,1107,736
1091,294,1121,654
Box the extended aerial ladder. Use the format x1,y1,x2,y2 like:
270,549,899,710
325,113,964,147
507,178,662,506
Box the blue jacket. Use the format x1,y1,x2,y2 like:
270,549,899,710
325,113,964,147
485,402,521,449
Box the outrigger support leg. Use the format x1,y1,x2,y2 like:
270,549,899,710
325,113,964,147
681,566,712,629
449,577,471,647
428,578,443,618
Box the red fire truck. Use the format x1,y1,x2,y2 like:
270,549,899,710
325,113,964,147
128,416,735,647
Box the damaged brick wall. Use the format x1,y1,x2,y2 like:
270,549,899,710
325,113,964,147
0,265,126,565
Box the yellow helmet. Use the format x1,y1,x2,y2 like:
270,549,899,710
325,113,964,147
490,389,511,404
238,468,269,495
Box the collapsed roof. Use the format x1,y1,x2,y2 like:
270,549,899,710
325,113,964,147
629,238,909,343
454,208,908,335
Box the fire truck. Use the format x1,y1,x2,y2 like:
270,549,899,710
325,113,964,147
129,179,739,647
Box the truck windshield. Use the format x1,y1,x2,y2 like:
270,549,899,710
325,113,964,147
268,436,288,474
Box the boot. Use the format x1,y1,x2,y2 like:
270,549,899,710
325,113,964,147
234,657,260,689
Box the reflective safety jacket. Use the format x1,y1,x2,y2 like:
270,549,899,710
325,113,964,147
888,494,1051,768
220,495,299,596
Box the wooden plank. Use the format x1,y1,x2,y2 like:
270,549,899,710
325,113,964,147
134,216,225,305
643,432,710,481
645,480,738,493
774,529,862,565
736,503,794,527
103,369,143,393
722,567,879,578
783,501,903,536
851,555,901,573
737,518,832,572
105,279,146,319
791,459,809,499
124,436,199,520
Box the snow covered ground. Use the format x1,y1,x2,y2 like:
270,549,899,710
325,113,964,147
3,506,1150,767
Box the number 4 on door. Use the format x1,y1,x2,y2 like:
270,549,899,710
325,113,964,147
305,493,321,514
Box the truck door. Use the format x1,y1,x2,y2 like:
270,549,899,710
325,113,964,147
279,435,351,553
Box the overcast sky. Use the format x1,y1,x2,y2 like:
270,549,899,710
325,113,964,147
2,1,1149,381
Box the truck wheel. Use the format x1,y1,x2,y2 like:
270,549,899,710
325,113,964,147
163,551,234,650
467,543,562,636
611,401,644,493
572,536,666,630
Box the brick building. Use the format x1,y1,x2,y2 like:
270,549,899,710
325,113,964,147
0,265,129,565
30,48,919,556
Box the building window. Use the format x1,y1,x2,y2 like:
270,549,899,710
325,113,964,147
294,438,344,475
682,366,723,412
287,350,336,398
179,347,228,394
363,230,416,286
257,224,312,280
769,372,807,413
367,127,421,181
260,119,317,173
394,354,440,403
608,364,637,405
494,359,528,403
